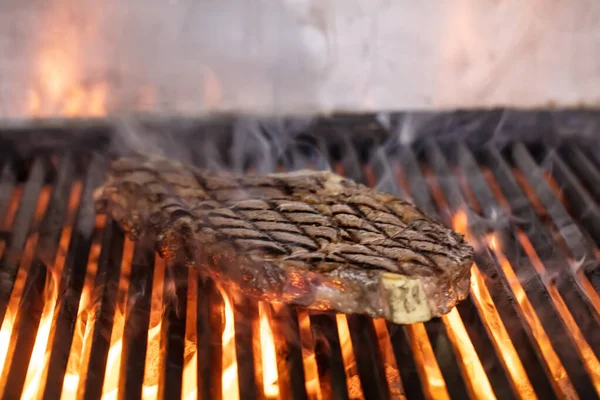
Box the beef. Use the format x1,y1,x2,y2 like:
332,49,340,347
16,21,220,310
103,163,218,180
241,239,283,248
93,154,474,324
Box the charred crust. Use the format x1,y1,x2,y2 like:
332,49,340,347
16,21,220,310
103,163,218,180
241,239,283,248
95,155,475,323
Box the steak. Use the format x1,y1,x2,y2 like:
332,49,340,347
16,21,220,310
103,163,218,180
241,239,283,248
94,154,474,324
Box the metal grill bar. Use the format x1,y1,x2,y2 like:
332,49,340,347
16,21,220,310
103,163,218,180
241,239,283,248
82,220,125,399
0,158,45,325
0,154,75,398
478,144,598,397
309,313,349,400
0,126,599,399
450,141,556,398
233,297,260,400
42,154,106,398
271,306,309,400
416,141,508,398
120,242,155,399
158,261,188,400
394,146,471,400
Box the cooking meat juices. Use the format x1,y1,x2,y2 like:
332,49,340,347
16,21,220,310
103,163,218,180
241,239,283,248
94,154,474,324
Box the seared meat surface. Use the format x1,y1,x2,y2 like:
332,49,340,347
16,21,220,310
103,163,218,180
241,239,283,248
94,154,474,324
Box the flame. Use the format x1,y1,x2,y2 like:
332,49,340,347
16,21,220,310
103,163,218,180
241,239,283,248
366,162,450,397
61,213,106,398
441,309,497,399
482,169,600,396
518,231,600,397
218,287,239,400
141,256,166,399
487,235,577,397
0,183,48,385
335,314,364,399
100,238,135,399
140,324,163,400
469,265,537,399
28,48,108,118
296,309,322,400
372,319,404,398
135,255,165,400
451,210,537,397
422,176,494,399
0,236,40,390
20,183,81,400
507,167,600,318
258,302,279,398
453,210,468,237
405,323,450,399
20,278,58,400
182,268,198,400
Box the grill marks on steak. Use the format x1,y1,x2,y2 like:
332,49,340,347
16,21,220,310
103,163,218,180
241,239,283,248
94,154,474,323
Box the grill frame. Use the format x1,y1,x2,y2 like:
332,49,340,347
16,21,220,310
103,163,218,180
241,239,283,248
0,114,599,399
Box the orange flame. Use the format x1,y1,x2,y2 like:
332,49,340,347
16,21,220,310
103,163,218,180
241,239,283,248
421,175,494,399
442,308,497,400
452,211,537,398
469,265,537,399
28,48,108,118
405,323,450,399
296,310,322,400
100,238,135,399
517,231,600,397
482,168,600,396
141,256,166,399
488,235,577,397
219,287,239,400
182,268,199,400
61,213,106,398
18,184,79,400
335,314,364,399
258,302,279,398
372,319,404,398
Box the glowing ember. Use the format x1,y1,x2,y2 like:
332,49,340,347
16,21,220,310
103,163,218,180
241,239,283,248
335,314,364,399
296,309,322,400
219,287,239,400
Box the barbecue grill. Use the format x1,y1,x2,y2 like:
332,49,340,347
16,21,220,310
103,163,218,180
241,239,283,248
0,112,599,400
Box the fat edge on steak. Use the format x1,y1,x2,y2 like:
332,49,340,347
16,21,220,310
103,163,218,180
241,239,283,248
94,154,474,324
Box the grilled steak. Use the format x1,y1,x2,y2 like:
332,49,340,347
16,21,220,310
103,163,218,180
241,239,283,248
94,154,474,324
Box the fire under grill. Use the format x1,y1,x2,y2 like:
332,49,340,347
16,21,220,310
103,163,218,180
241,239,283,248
0,116,600,400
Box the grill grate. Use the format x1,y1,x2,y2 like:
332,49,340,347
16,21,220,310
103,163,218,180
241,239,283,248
0,120,599,399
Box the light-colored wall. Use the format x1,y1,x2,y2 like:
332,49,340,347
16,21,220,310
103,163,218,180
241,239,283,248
0,0,598,118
